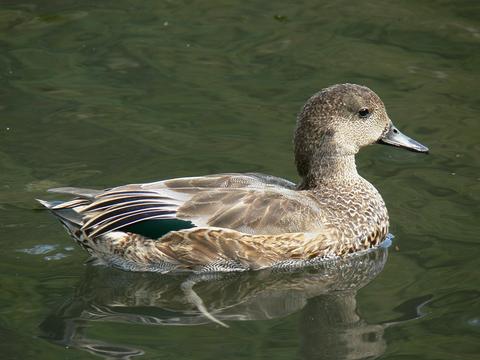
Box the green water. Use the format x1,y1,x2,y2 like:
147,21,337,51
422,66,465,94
0,1,478,359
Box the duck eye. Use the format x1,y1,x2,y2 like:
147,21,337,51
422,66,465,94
358,108,370,118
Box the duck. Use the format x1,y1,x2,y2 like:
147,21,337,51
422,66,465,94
38,83,428,273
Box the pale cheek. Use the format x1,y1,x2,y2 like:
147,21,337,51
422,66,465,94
358,121,385,146
333,132,361,154
335,121,382,151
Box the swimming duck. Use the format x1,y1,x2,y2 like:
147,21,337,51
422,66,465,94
38,83,428,273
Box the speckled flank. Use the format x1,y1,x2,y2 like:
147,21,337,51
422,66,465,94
38,83,424,273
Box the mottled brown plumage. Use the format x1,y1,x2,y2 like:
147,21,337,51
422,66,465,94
38,83,428,273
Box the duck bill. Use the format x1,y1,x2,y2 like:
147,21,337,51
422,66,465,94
378,124,429,153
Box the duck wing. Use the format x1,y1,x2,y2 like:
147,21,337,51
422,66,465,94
49,173,322,238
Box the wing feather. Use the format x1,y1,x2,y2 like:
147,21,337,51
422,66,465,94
82,194,178,212
49,173,321,239
83,203,176,230
88,209,177,237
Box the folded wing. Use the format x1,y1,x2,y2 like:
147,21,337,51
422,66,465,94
50,173,323,238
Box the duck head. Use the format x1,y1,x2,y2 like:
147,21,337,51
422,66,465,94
294,83,428,178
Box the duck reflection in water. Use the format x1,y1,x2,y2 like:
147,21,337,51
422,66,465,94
40,242,393,359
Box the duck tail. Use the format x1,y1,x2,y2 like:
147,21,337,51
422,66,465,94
37,199,84,241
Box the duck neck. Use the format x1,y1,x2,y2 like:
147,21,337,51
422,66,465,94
297,153,359,190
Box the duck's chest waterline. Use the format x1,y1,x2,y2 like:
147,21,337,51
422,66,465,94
309,180,389,249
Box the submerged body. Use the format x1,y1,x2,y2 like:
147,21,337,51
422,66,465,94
39,84,428,273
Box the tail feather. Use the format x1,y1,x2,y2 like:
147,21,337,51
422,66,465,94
37,199,83,240
36,199,57,209
47,187,103,199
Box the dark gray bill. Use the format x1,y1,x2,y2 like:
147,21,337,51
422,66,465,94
378,124,429,153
